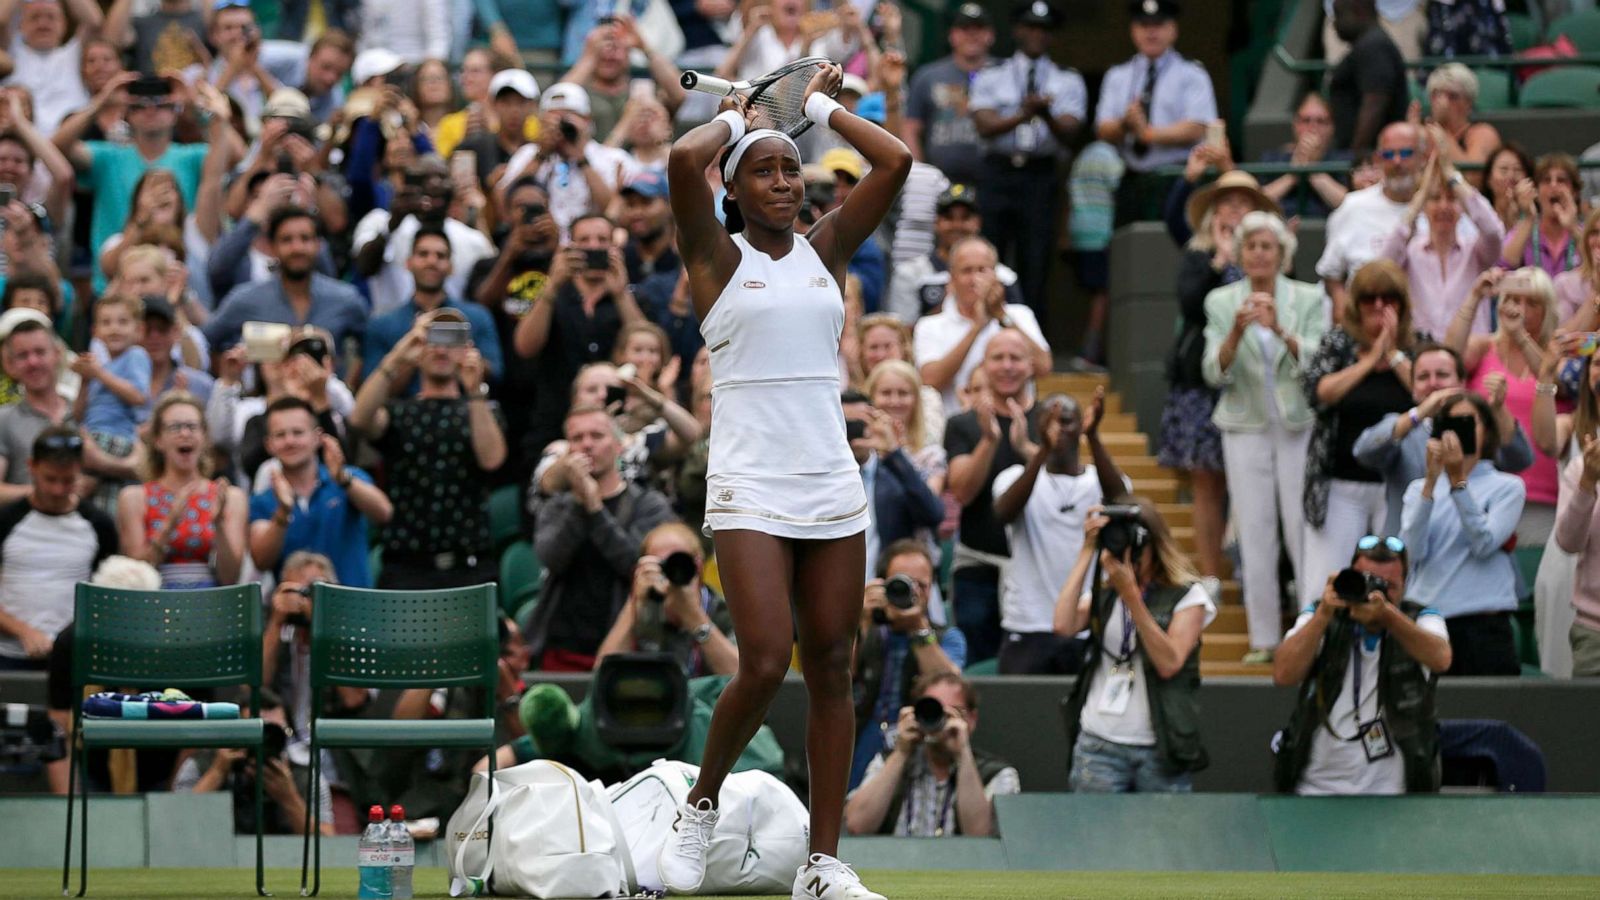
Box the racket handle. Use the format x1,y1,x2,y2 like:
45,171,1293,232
682,70,736,97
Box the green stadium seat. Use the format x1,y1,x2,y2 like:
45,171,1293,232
1472,67,1514,111
367,544,382,584
964,656,999,676
64,584,270,897
499,539,543,616
488,483,525,551
1409,76,1430,117
301,583,498,897
1518,66,1600,108
1506,13,1541,51
1549,9,1600,52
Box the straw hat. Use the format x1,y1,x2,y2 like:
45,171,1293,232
1185,169,1281,234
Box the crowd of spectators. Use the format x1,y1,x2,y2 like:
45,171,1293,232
0,0,1598,829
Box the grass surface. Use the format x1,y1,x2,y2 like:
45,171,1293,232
5,869,1600,899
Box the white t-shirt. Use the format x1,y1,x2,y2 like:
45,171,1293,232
912,298,1049,416
1079,584,1216,747
1288,606,1449,796
992,464,1129,634
4,34,87,135
0,502,115,659
350,212,496,316
499,141,641,239
1316,184,1477,293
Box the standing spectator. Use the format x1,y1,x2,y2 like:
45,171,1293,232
992,392,1129,674
473,0,564,68
843,390,944,580
364,233,503,392
1094,0,1216,222
297,30,355,124
1553,209,1600,329
0,93,78,239
1,0,99,135
617,171,679,287
0,427,118,671
1324,0,1426,62
357,0,450,64
527,404,676,671
1400,392,1524,675
1379,152,1503,340
351,317,507,590
353,157,496,318
1502,153,1581,280
1202,212,1326,663
1316,121,1427,322
1421,64,1500,188
203,207,369,355
902,3,995,187
140,295,214,407
506,82,637,236
1258,93,1350,219
193,1,307,125
1557,429,1600,676
248,396,392,587
1299,260,1418,605
1327,0,1410,153
513,212,645,457
433,49,534,160
1273,534,1452,794
913,236,1049,416
73,294,151,468
558,15,684,143
452,67,540,188
116,393,248,588
887,185,1022,325
106,0,204,76
968,1,1081,323
943,329,1041,664
1481,143,1532,235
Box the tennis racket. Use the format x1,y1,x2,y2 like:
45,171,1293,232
680,56,839,138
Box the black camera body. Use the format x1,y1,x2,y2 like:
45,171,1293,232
1332,568,1389,604
872,574,919,625
647,551,699,603
1097,504,1149,560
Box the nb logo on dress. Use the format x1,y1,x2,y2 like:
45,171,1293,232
742,280,767,289
716,489,734,503
808,277,830,288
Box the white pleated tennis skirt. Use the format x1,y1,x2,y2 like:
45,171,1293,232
703,470,870,540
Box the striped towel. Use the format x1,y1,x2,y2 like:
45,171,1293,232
82,689,240,720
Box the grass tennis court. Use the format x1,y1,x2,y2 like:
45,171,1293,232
6,869,1600,899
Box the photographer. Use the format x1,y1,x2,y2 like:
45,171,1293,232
595,522,736,676
851,540,965,789
1273,535,1452,795
352,157,495,317
845,673,1019,837
1056,500,1213,792
362,230,504,394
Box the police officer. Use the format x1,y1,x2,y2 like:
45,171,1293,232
1094,0,1218,223
969,0,1084,329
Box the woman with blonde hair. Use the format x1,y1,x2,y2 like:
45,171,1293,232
1299,259,1419,606
1552,208,1600,330
117,393,247,589
1422,63,1500,187
1447,266,1557,542
854,312,945,446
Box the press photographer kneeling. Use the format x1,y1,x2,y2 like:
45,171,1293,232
844,673,1018,837
1057,501,1214,793
1273,535,1453,795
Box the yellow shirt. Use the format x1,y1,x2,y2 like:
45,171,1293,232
433,111,542,160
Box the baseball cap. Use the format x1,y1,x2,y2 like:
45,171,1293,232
1130,0,1180,23
489,68,540,101
351,48,404,86
262,87,311,120
839,74,870,97
936,183,980,212
821,147,865,181
141,295,176,324
541,82,592,117
952,3,991,27
1014,0,1061,27
0,307,51,342
620,170,669,200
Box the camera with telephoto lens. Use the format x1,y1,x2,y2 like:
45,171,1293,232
1097,505,1149,560
913,696,947,738
872,574,919,625
647,551,698,602
1332,568,1389,605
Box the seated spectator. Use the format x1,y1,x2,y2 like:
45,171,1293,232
296,30,355,123
1557,428,1600,677
850,539,965,789
887,184,1021,325
914,236,1049,416
1202,211,1326,663
559,14,685,143
1502,153,1580,279
1400,392,1524,675
351,314,507,591
866,358,947,497
1553,209,1600,330
1,0,97,135
1420,63,1500,188
117,393,248,589
1300,260,1419,606
1445,266,1556,543
108,245,207,369
204,206,369,357
73,294,151,484
140,295,213,410
410,58,454,133
815,147,886,313
1258,92,1349,219
994,390,1129,675
1058,500,1213,792
844,390,944,579
1482,143,1532,235
501,83,637,236
1355,342,1533,536
209,168,336,304
528,405,676,671
617,171,679,288
595,522,736,677
1380,152,1503,339
845,672,1017,837
249,397,392,587
353,157,495,317
2,270,69,342
208,329,356,486
362,230,503,392
0,426,118,672
1317,121,1427,322
431,48,532,160
853,315,944,446
1273,533,1451,794
0,88,78,227
1327,0,1409,153
606,95,671,173
453,66,539,190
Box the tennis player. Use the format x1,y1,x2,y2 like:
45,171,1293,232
658,62,911,900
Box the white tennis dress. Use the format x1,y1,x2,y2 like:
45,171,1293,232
700,232,870,539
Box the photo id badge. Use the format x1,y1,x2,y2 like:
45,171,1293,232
1359,718,1394,763
1097,669,1134,716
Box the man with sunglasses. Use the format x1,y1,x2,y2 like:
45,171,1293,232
0,426,119,671
1272,534,1452,795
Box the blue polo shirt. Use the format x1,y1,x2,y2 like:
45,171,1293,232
362,296,504,395
248,463,374,587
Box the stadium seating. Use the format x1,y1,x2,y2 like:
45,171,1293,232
488,484,526,552
498,539,542,618
1518,65,1600,108
1548,9,1600,52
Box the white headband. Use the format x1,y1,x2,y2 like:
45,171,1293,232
722,129,801,182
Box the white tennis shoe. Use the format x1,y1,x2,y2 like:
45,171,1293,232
791,853,887,900
658,797,718,894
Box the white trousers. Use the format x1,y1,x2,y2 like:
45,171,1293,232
1222,424,1311,651
1300,479,1390,608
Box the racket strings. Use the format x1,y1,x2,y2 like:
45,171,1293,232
748,69,819,137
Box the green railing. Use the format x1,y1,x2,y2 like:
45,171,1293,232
1272,45,1600,75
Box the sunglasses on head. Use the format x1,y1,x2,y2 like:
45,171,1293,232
1378,148,1416,161
38,433,84,453
1357,534,1405,557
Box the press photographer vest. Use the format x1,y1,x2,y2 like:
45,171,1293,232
1063,582,1208,777
1273,600,1441,794
879,746,1012,835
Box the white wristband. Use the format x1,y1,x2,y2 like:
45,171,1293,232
714,110,745,147
805,93,844,128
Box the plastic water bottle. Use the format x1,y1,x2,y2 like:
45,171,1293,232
388,805,414,900
358,805,392,899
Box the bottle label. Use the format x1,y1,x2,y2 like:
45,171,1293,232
391,849,415,866
358,848,392,866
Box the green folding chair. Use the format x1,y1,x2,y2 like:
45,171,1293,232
1472,67,1514,112
63,583,268,897
1518,66,1600,108
301,582,499,896
498,539,543,616
1549,9,1600,52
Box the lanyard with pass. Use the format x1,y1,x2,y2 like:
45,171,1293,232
1348,629,1395,763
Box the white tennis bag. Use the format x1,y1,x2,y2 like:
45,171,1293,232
608,760,809,895
447,759,634,898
